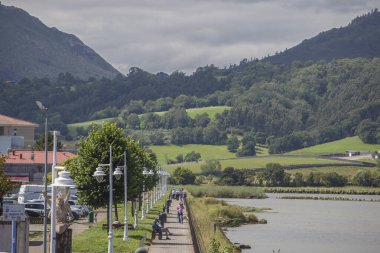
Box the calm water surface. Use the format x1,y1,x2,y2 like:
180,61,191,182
224,193,380,253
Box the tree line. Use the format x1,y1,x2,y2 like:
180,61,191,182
2,58,380,151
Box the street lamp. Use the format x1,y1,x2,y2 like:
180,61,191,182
92,146,121,253
51,166,76,252
116,150,128,241
141,168,153,219
35,100,49,253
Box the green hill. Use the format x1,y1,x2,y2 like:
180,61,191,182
0,4,120,80
288,136,380,155
149,144,236,165
266,10,380,64
67,106,231,137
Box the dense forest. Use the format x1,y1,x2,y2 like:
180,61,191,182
1,57,379,153
1,11,380,153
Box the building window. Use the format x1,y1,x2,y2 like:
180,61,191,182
0,127,4,136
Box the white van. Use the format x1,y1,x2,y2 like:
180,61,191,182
18,185,52,204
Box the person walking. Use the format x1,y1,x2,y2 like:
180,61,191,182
177,202,185,224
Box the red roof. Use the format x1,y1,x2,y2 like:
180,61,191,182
8,176,30,183
0,114,38,127
5,151,75,165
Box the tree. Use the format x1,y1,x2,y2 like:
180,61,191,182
0,156,18,214
293,172,305,187
65,122,157,221
357,120,379,144
170,167,195,185
162,107,193,129
237,141,256,157
200,160,222,175
176,154,184,163
352,170,373,186
126,113,140,130
194,113,211,128
34,132,63,151
184,151,201,162
203,124,226,144
226,136,240,153
260,163,288,186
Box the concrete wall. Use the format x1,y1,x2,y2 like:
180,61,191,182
2,126,35,147
0,217,29,253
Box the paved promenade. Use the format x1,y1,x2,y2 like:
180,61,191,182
148,199,195,253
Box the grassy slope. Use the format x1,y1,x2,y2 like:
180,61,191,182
186,106,231,120
150,144,236,165
67,106,230,136
67,117,116,136
154,106,230,119
288,166,378,177
288,136,380,155
162,155,354,174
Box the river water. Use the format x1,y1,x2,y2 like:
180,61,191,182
224,193,380,253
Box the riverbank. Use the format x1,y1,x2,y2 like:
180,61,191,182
186,194,266,253
184,185,267,199
260,186,380,195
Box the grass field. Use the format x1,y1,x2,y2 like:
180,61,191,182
66,106,230,137
150,144,236,164
288,136,380,155
162,155,356,174
154,106,230,119
185,106,231,120
288,166,378,177
67,117,117,136
72,197,166,252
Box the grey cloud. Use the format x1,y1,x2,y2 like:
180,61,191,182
2,0,379,74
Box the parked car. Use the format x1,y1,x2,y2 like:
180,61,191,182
24,202,49,217
68,201,84,217
18,185,51,203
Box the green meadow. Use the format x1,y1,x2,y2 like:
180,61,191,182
154,105,230,119
72,197,166,252
67,117,117,136
150,144,235,165
288,166,378,177
66,106,231,137
162,155,355,174
288,136,380,155
185,106,231,119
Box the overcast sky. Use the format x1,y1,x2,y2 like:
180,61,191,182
2,0,379,75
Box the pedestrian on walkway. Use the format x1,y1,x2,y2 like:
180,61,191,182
153,218,172,239
177,202,185,224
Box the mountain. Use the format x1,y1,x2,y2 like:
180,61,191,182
0,4,121,81
266,9,380,64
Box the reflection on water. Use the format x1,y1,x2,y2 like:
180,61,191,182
224,193,380,253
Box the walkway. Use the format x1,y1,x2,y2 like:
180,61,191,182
148,199,195,253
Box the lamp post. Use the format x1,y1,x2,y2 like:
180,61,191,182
116,150,128,241
51,166,76,253
50,130,59,253
35,100,48,253
93,146,122,253
141,168,153,219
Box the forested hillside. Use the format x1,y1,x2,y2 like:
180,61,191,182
266,9,380,64
0,4,120,80
1,10,379,152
